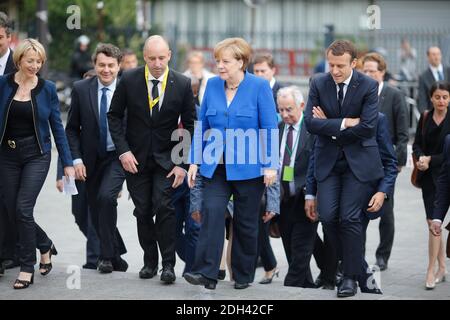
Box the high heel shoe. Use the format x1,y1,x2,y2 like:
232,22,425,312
259,268,279,284
39,244,58,276
435,270,447,284
13,272,34,290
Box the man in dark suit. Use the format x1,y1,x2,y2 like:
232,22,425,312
304,40,384,297
362,52,409,271
431,134,450,236
108,35,196,284
253,53,283,111
418,47,450,112
276,86,317,288
306,113,397,295
66,43,128,274
0,11,19,271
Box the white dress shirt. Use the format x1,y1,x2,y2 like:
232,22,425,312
430,64,444,82
147,70,167,115
0,48,11,76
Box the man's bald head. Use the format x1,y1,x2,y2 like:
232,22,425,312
144,35,170,52
143,35,171,78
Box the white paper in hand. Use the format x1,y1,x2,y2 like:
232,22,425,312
62,176,78,196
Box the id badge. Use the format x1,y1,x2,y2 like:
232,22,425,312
282,166,294,182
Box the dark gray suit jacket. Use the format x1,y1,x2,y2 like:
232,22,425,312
418,66,450,112
378,83,409,166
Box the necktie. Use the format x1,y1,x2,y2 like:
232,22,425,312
99,87,108,157
151,79,160,116
282,125,294,198
338,82,345,111
438,70,444,81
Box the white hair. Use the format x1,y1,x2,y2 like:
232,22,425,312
277,85,304,107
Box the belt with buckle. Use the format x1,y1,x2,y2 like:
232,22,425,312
7,139,16,149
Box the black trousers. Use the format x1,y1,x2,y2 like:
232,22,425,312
376,191,395,262
317,159,369,277
86,152,126,261
126,156,176,269
192,165,265,284
256,195,277,272
279,193,317,288
71,181,100,266
0,136,53,273
313,229,338,284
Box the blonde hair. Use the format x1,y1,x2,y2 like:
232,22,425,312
214,38,252,71
13,38,47,68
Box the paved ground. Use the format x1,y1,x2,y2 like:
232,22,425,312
0,146,449,300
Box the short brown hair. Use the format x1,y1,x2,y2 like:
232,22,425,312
327,40,357,61
13,38,46,68
253,52,275,68
362,52,387,72
214,37,252,71
92,43,122,64
0,12,12,36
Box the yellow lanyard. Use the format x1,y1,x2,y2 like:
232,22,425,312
145,65,169,110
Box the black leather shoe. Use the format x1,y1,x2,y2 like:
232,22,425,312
218,269,226,280
82,263,98,270
184,272,217,290
98,260,113,273
375,256,387,271
139,265,158,279
160,265,176,284
234,282,250,289
112,257,128,272
0,263,4,276
315,273,335,289
337,278,357,298
2,259,19,270
321,281,336,290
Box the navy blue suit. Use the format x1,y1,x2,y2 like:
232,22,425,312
433,134,450,222
304,70,383,277
306,113,397,287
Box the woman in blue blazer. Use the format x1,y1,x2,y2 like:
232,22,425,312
184,38,279,290
0,39,74,289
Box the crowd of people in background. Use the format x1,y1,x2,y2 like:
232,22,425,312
0,10,449,298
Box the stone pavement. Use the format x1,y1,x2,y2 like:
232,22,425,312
0,148,449,300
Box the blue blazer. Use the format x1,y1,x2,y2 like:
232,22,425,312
192,72,279,180
306,113,397,220
0,73,72,167
304,71,384,182
434,134,450,221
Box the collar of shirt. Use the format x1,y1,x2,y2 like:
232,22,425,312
98,77,117,93
148,70,166,83
270,77,276,89
429,64,444,80
0,48,10,75
285,114,303,134
378,81,384,96
335,69,353,99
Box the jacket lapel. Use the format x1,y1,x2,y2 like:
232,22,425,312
326,75,340,118
155,69,175,123
89,77,99,125
341,71,359,114
295,122,308,161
